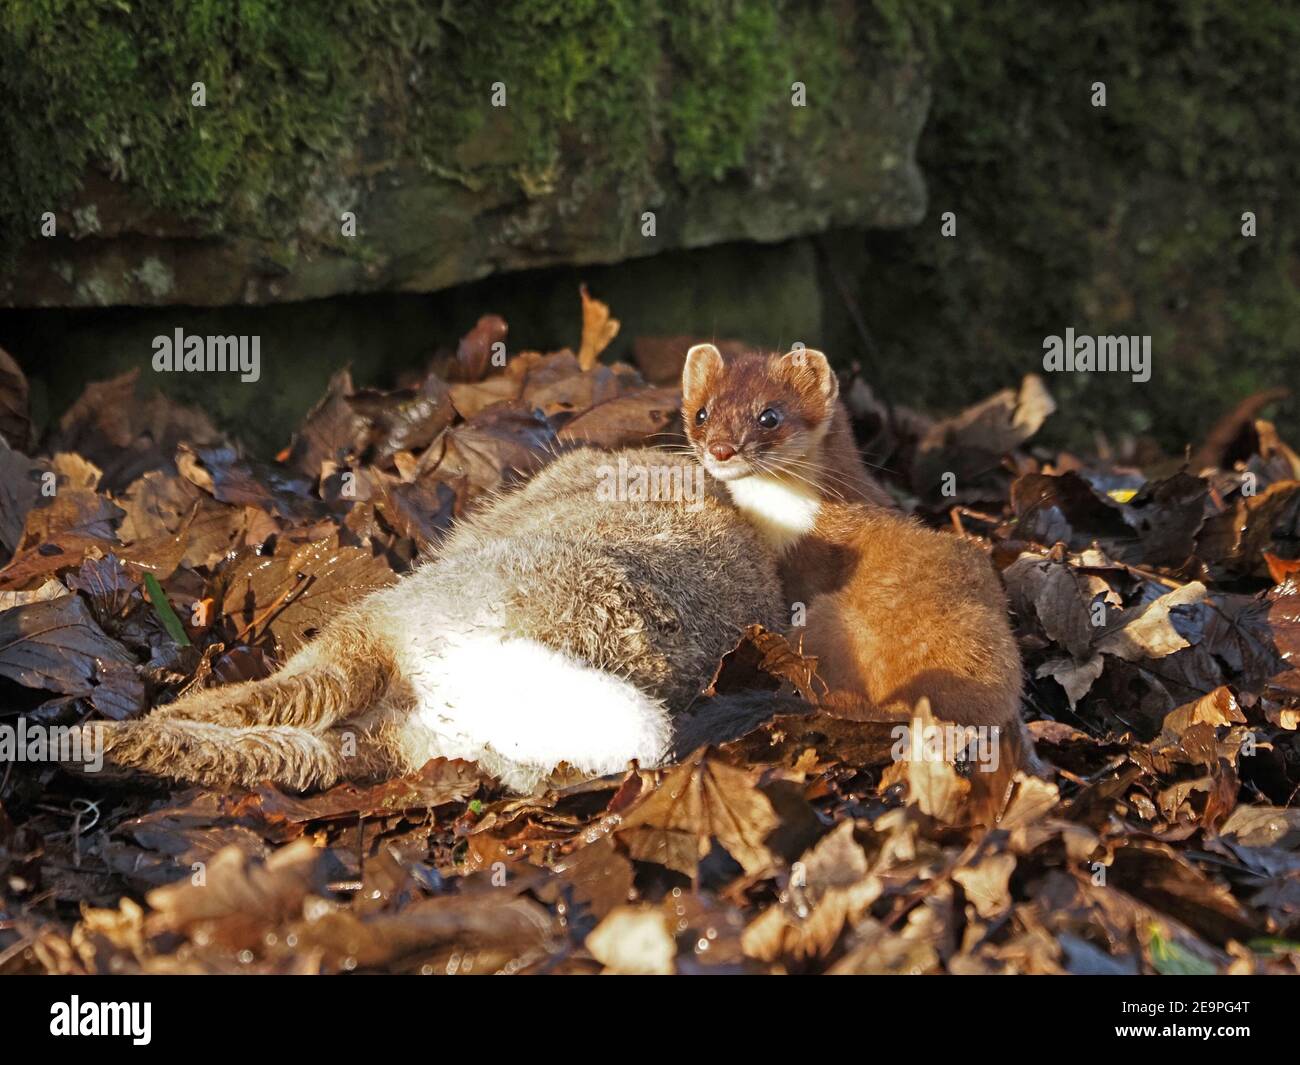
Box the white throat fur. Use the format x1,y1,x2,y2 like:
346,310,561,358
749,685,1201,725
726,473,821,552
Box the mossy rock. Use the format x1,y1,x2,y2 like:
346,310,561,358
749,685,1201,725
0,0,927,308
827,0,1300,449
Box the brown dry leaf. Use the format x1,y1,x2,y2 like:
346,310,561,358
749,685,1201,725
1107,839,1260,946
447,350,637,421
953,852,1016,918
295,890,556,973
997,773,1061,830
0,593,144,718
899,748,969,823
0,578,68,610
457,789,601,871
0,533,115,591
177,445,326,524
929,373,1055,455
1118,472,1208,569
1252,419,1300,482
294,370,457,475
1010,470,1134,550
17,487,124,550
0,346,32,451
115,469,244,569
742,821,881,962
371,477,457,551
1160,686,1246,738
1004,553,1118,659
883,698,971,823
1095,582,1207,661
586,905,675,974
359,375,457,465
1035,654,1106,708
51,369,226,490
704,624,822,702
292,371,460,475
912,374,1055,498
250,759,483,825
828,917,941,975
103,797,276,889
1218,805,1300,850
1190,388,1293,472
447,374,522,420
1199,480,1300,581
73,898,150,967
219,533,397,654
524,358,642,417
285,368,368,476
454,314,509,382
577,284,620,371
557,385,684,450
144,839,335,951
1264,580,1300,703
54,371,144,451
0,438,44,558
419,401,556,502
1265,551,1300,585
616,751,779,878
544,837,636,921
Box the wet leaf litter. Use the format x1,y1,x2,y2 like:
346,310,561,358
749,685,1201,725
2,293,1299,973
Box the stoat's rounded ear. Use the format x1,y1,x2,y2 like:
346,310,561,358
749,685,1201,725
683,342,724,394
779,347,837,403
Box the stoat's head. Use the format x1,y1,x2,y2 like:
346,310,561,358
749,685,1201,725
681,343,838,483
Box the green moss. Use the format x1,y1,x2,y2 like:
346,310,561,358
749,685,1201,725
665,1,877,184
0,0,376,242
0,1,884,261
666,1,781,182
411,0,659,197
843,0,1300,449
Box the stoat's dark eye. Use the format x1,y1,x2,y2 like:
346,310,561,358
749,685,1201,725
757,408,781,429
694,407,708,426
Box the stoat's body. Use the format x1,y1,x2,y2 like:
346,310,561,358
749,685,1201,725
90,448,784,793
681,345,1031,766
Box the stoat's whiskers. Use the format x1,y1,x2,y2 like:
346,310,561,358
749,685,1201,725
764,454,855,502
753,457,841,502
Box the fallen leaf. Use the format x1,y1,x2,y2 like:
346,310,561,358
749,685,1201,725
218,534,397,654
577,285,620,371
454,314,508,382
0,346,33,451
742,821,881,962
953,852,1016,918
616,752,778,878
586,905,675,974
0,593,144,718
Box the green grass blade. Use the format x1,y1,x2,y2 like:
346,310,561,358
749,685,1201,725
143,572,192,648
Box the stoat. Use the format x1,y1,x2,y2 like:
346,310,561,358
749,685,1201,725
85,448,785,793
681,344,1031,768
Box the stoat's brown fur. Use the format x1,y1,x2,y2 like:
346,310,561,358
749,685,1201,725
682,344,1034,779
